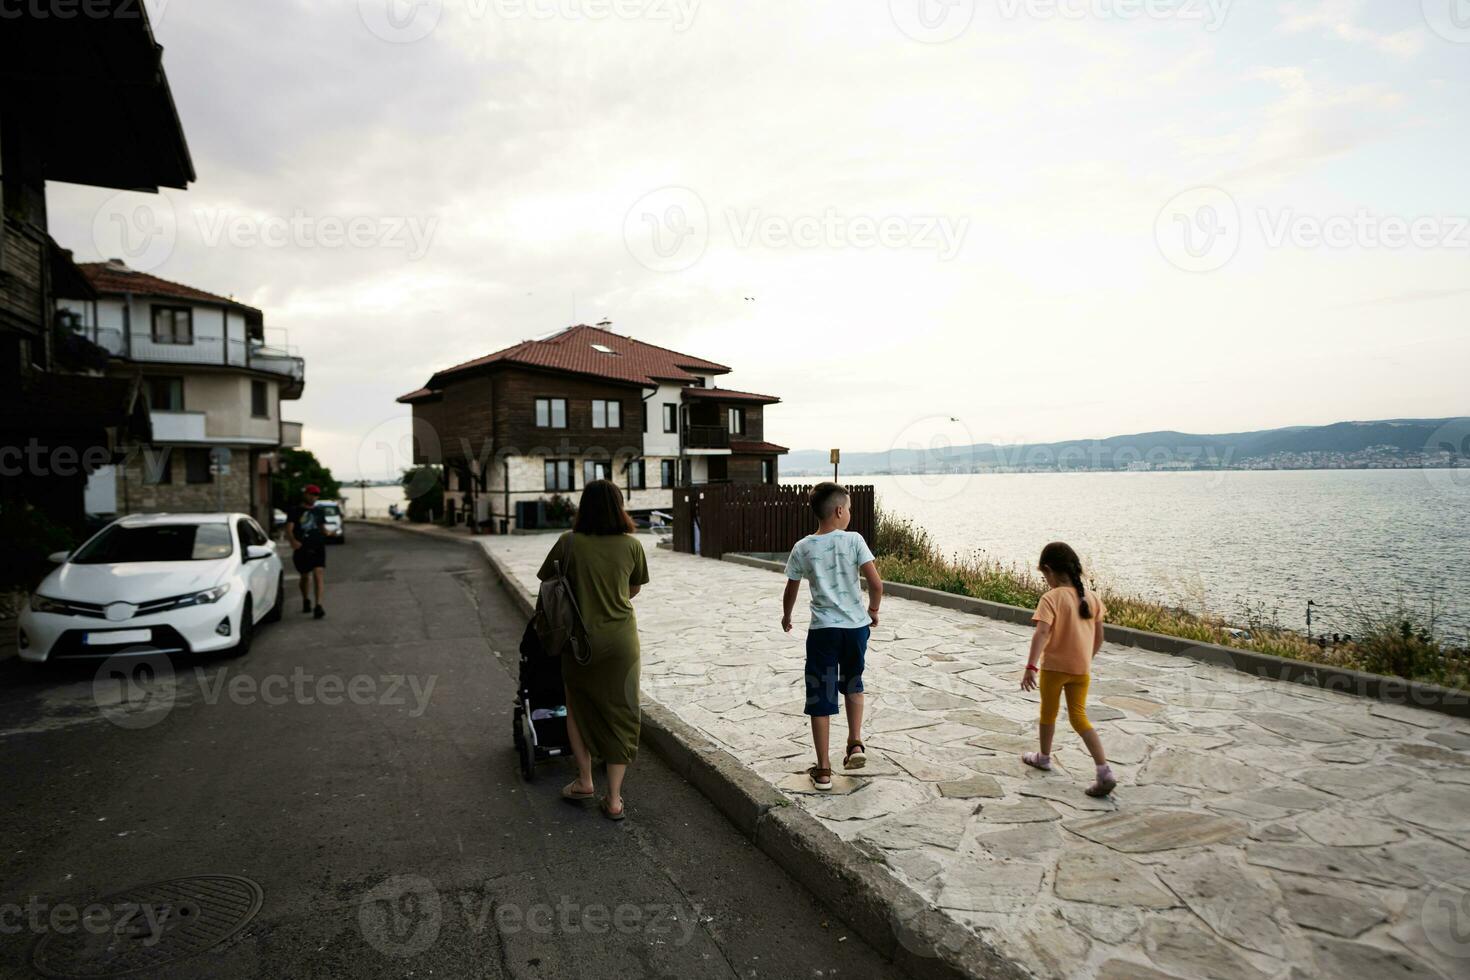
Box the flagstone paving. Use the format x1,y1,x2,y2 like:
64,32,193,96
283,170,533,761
484,535,1470,980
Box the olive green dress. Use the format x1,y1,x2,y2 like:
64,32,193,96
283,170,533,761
537,531,650,765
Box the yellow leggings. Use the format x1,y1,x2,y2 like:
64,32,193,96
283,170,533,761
1038,670,1093,734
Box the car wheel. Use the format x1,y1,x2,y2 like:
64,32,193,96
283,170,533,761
230,598,254,658
263,572,284,623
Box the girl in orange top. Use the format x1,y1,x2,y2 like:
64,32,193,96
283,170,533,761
1020,542,1115,797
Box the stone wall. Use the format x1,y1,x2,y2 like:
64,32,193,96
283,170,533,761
116,445,259,520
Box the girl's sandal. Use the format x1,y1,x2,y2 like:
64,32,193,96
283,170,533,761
1022,752,1053,772
1085,775,1118,798
599,796,626,821
843,741,867,770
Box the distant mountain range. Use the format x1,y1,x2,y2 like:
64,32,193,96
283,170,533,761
784,418,1470,475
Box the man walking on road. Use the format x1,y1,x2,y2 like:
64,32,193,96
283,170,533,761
286,484,328,619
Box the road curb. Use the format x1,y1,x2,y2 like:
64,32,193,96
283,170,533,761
723,552,1470,720
353,520,1023,980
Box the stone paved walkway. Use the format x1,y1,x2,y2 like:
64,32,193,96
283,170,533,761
484,533,1470,980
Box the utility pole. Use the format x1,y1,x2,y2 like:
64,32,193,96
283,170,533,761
357,480,369,519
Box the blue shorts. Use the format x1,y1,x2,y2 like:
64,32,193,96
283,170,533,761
804,626,869,717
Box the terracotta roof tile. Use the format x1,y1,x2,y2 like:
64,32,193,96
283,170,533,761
429,325,731,388
396,387,441,404
730,439,789,455
682,386,780,405
78,262,262,321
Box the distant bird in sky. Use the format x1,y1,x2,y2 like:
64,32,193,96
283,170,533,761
744,296,756,301
950,417,960,422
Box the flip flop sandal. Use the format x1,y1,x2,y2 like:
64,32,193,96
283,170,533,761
599,796,626,821
1086,775,1118,798
843,742,867,770
561,783,595,804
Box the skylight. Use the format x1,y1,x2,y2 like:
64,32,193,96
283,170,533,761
591,343,617,354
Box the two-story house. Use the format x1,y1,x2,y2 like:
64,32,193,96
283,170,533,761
58,262,306,527
397,324,787,530
1,4,194,532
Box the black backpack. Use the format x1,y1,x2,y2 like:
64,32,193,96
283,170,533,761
533,535,590,665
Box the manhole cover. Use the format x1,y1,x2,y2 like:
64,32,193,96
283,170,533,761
32,874,263,978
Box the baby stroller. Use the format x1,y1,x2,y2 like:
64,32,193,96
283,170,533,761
512,621,570,781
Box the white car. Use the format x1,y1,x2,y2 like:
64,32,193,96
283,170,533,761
17,513,283,663
316,501,346,544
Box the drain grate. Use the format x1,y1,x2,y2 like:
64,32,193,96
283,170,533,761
32,874,264,979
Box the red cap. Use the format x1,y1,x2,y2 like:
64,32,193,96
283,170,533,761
303,484,321,495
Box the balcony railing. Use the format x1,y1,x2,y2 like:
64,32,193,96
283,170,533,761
683,424,731,450
87,326,305,388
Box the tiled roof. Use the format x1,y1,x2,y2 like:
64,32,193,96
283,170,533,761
682,386,781,405
78,262,262,322
428,325,731,389
730,440,789,455
396,387,441,404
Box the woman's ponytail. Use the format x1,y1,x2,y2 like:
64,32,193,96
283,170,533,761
1039,542,1092,620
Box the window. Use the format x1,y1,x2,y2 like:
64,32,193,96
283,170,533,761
238,518,269,548
660,459,675,489
71,522,233,563
142,447,172,485
663,404,678,433
185,448,213,484
145,377,184,411
762,459,775,484
535,398,567,429
728,407,745,435
583,459,610,484
151,306,193,344
544,460,574,491
628,460,646,490
591,399,622,429
251,380,269,418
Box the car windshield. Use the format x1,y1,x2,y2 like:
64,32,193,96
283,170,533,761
71,523,235,564
316,504,341,517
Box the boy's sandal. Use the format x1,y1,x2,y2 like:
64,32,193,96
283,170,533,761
599,796,626,821
843,741,867,770
1085,775,1118,798
808,766,834,791
561,782,595,804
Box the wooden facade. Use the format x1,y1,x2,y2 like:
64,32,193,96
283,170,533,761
673,484,875,560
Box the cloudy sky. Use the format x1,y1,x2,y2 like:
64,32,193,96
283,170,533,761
47,0,1470,480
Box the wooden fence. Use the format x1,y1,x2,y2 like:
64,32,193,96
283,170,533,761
672,483,875,560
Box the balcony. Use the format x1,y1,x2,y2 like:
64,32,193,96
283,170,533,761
683,424,730,450
88,326,305,398
149,410,208,443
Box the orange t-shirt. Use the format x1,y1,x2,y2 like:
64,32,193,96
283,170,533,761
1032,586,1106,675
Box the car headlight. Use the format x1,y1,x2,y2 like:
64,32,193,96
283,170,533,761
174,584,232,608
29,594,69,614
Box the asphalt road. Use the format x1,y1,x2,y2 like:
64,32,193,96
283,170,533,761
0,525,898,979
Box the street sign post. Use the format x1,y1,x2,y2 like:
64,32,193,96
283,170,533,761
830,448,840,482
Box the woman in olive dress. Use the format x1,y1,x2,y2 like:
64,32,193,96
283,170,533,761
536,479,649,820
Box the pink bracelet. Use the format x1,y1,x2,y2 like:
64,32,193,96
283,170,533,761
1025,664,1039,673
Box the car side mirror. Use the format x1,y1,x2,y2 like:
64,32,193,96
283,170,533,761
246,545,274,562
47,550,71,564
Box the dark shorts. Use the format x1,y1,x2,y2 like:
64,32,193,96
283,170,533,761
804,626,869,717
292,545,325,574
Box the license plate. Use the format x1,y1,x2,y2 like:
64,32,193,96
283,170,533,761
84,629,152,646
